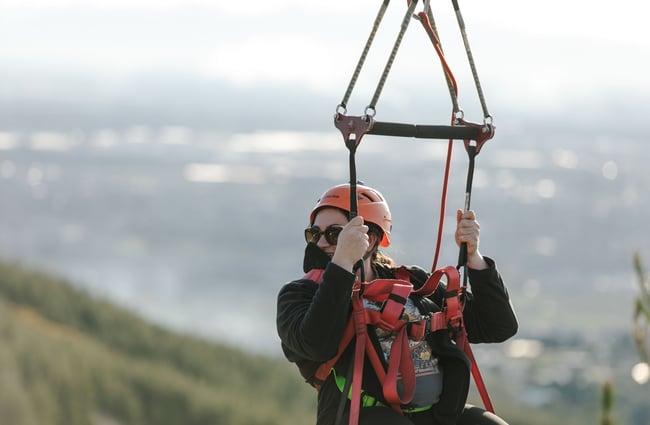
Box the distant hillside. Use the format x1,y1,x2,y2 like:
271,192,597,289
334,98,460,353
1,258,646,425
0,259,315,425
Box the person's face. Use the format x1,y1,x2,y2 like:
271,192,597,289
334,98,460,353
311,208,349,256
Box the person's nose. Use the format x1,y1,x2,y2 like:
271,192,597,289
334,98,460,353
316,233,331,248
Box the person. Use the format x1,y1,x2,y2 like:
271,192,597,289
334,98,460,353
276,183,518,425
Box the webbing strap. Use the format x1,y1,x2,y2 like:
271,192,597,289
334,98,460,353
457,332,495,412
433,265,495,413
362,277,411,330
416,265,458,297
383,326,415,408
415,9,460,116
349,288,367,425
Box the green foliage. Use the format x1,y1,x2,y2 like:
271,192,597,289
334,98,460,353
0,259,315,425
632,254,650,363
598,254,650,425
600,381,615,425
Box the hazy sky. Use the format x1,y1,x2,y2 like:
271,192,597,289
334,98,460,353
1,0,648,132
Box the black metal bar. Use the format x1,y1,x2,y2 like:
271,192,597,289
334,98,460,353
368,121,481,140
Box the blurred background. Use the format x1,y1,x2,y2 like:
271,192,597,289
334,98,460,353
0,1,648,424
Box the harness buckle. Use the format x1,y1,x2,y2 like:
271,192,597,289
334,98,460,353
407,316,428,341
376,292,407,332
447,314,464,340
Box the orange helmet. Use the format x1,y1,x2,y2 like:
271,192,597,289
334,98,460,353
310,183,392,247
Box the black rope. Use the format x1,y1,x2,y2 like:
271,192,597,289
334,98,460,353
367,0,420,112
338,0,391,114
450,0,491,121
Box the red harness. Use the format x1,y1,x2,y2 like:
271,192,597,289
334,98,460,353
304,265,493,425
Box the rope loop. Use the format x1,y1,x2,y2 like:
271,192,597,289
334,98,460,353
454,109,465,124
483,114,493,127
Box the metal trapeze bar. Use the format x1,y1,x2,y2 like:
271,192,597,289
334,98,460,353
370,121,474,139
368,120,495,153
334,114,495,153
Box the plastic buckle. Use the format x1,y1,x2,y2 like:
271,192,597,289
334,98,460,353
407,317,428,341
447,315,464,339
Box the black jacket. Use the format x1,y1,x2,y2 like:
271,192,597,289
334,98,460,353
276,244,518,425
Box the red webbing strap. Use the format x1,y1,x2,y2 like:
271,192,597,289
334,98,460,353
382,326,415,408
408,266,461,340
416,10,459,111
457,330,495,413
446,264,492,409
362,278,411,331
415,266,495,413
349,285,367,425
353,278,416,414
415,265,457,297
439,267,495,413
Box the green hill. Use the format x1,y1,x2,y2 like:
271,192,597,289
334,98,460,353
2,259,646,425
0,259,315,425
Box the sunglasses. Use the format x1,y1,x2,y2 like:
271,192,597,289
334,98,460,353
304,224,344,245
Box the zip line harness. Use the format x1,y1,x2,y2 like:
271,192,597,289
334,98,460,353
308,1,498,424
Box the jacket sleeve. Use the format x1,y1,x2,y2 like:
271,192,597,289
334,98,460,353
276,262,356,362
462,256,518,343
